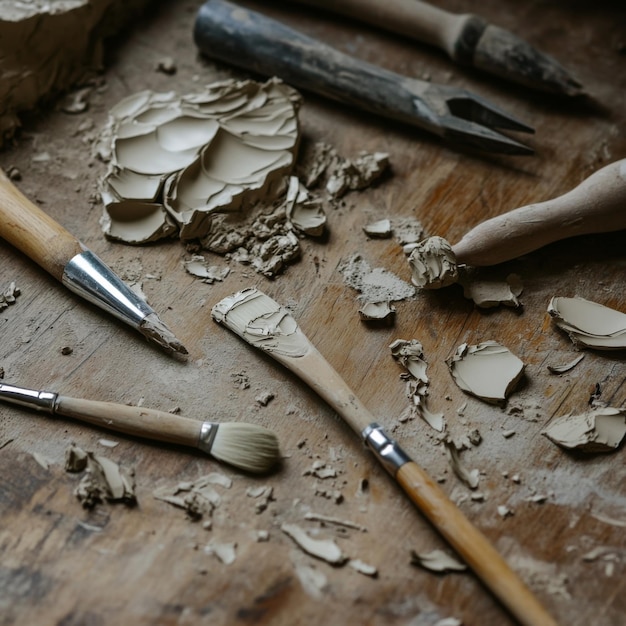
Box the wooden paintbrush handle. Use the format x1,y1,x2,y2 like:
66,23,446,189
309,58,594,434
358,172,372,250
55,396,201,448
290,0,482,60
0,169,84,280
397,462,557,626
276,348,555,624
452,159,626,266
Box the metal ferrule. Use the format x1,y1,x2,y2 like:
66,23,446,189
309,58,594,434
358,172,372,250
62,250,154,330
362,422,411,476
197,421,218,454
0,383,57,414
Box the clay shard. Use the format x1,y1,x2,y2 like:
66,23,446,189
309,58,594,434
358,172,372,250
348,559,378,577
447,341,525,404
99,200,177,244
393,217,424,247
281,523,348,565
408,237,458,289
547,354,585,374
410,549,467,573
363,219,392,239
543,407,626,453
184,255,230,283
205,540,237,565
445,442,480,489
391,339,445,431
65,444,88,472
326,151,389,198
547,296,626,350
153,473,229,519
358,301,396,324
459,270,523,309
284,176,326,236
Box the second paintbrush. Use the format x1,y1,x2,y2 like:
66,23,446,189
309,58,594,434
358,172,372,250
0,382,280,473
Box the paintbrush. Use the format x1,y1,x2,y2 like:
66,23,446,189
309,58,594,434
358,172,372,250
212,288,558,626
0,169,187,357
291,0,583,96
0,382,280,473
409,158,626,289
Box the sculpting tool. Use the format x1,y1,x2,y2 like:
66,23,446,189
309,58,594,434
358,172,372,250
212,287,557,626
291,0,583,96
0,169,187,357
0,382,279,473
194,0,534,155
409,158,626,288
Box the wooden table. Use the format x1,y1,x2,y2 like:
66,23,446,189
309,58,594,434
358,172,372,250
1,1,625,624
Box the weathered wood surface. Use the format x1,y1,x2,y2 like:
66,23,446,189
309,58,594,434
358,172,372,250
1,1,625,624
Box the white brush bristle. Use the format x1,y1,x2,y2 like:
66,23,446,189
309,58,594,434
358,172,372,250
211,423,280,473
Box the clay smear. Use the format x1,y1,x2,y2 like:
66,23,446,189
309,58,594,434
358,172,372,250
447,341,525,404
390,339,445,431
548,296,626,350
281,523,347,565
340,254,415,303
99,78,300,242
212,287,308,358
543,407,626,453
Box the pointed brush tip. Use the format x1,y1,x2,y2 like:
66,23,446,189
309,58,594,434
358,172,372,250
140,313,189,358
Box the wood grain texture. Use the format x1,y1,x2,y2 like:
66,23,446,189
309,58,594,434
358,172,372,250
0,1,625,625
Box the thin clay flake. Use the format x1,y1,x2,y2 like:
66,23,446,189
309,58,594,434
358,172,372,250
447,341,525,404
410,548,467,573
547,296,626,350
543,407,626,453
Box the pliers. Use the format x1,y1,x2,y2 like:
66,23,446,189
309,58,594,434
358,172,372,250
194,0,534,155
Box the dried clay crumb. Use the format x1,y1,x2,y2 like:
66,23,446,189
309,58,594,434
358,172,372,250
154,473,231,520
205,540,236,565
246,485,274,513
72,451,136,509
390,338,445,432
0,281,21,310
